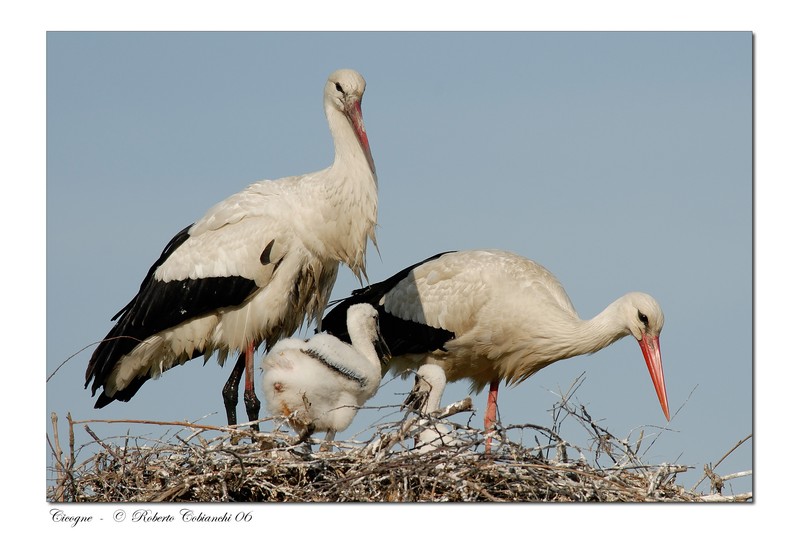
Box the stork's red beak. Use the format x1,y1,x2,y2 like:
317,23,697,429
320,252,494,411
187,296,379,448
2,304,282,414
639,335,670,421
345,99,376,175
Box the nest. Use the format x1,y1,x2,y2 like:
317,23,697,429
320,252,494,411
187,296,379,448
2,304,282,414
47,387,751,503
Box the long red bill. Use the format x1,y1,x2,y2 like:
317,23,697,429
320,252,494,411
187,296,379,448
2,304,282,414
638,335,670,421
345,99,376,175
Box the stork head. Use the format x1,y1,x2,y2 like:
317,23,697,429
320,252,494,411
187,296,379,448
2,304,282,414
346,303,391,364
621,292,670,421
324,69,376,175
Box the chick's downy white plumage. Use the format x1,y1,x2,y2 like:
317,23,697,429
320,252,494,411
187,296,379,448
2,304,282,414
261,303,385,442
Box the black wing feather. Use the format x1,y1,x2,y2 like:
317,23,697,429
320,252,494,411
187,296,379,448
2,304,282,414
85,224,258,403
320,251,457,357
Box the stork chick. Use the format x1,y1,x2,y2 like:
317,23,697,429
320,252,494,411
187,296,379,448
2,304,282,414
262,303,386,447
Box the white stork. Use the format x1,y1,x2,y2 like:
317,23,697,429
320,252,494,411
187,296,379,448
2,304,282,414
321,249,670,452
85,69,378,430
261,303,386,445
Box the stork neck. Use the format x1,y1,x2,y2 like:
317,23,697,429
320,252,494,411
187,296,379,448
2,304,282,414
523,298,629,362
348,326,382,373
423,378,445,414
566,299,630,358
500,296,636,388
326,104,376,180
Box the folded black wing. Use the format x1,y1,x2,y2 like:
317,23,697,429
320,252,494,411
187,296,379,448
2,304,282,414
85,224,258,402
320,251,457,357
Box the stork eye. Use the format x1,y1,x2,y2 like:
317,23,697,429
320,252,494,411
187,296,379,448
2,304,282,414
637,311,649,327
335,82,344,93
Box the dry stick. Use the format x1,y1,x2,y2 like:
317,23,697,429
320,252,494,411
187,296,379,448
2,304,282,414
647,464,684,496
362,397,474,458
639,384,697,458
690,433,752,492
699,492,753,502
49,412,67,502
721,470,752,482
545,373,587,459
633,429,645,456
578,404,621,464
47,335,145,382
67,413,75,464
506,413,688,498
119,431,133,491
554,396,629,467
503,422,569,450
703,464,725,494
83,425,121,461
212,448,248,492
67,413,77,498
71,417,273,441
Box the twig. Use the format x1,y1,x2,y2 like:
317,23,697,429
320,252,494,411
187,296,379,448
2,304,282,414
638,383,697,458
699,492,753,502
84,425,121,461
49,413,67,502
690,433,752,492
362,397,474,459
47,336,144,382
720,470,752,482
71,416,270,433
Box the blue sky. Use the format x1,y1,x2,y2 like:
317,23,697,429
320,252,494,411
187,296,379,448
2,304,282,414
45,31,753,501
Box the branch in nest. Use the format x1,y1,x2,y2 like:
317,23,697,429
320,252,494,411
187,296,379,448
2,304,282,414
361,397,474,459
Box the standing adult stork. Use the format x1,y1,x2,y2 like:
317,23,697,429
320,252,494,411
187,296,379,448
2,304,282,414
85,69,379,431
321,249,670,452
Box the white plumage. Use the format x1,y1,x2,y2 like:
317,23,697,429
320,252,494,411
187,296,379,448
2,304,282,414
85,69,378,429
406,364,455,453
261,303,384,443
322,249,669,452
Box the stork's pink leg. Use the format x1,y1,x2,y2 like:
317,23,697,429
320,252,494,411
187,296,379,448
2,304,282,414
484,379,499,454
243,342,261,431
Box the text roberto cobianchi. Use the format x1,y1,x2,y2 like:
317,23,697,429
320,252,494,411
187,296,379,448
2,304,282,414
132,509,254,523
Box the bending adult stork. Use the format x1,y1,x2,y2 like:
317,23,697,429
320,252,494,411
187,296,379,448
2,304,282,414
85,69,379,430
261,303,386,445
321,249,670,452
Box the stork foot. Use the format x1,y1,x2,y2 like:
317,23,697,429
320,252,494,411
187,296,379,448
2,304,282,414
295,424,315,446
244,388,261,432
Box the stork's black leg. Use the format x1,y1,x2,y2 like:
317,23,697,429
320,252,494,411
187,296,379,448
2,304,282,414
243,342,261,432
222,353,246,426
